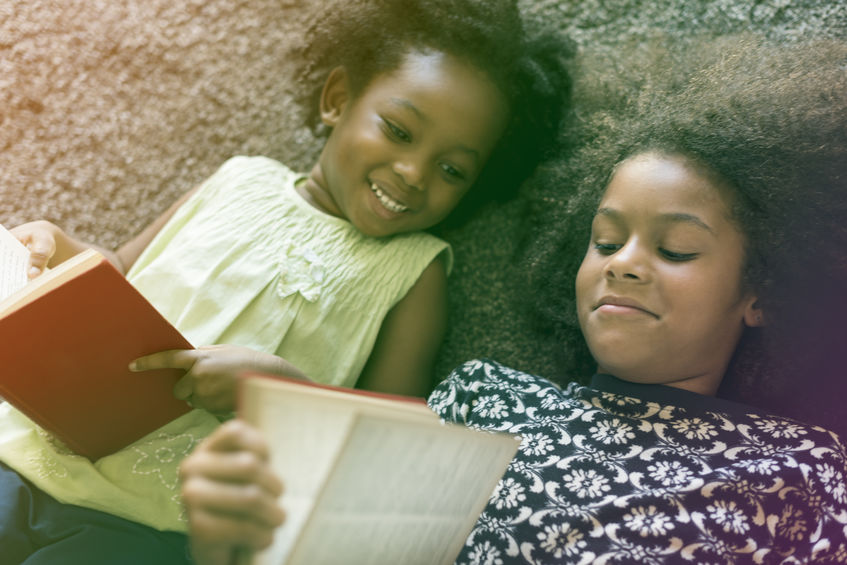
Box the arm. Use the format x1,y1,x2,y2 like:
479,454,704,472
180,419,285,565
12,185,198,276
355,257,449,398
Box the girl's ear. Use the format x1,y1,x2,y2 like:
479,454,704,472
320,66,351,127
743,298,765,328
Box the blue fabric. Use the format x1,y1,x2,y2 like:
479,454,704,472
0,462,189,565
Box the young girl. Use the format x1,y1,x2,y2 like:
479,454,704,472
0,1,573,562
180,34,847,564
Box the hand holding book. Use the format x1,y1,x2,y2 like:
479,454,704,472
0,223,193,460
180,419,286,565
5,220,58,279
185,373,521,565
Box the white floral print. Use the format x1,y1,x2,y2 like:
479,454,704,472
562,468,611,499
624,505,675,537
472,395,510,420
755,417,807,439
492,477,527,510
817,462,847,505
707,499,750,534
431,359,847,565
520,432,555,457
536,523,587,559
647,460,695,488
590,418,636,445
672,417,718,440
466,540,503,565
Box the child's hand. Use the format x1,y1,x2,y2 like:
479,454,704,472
130,345,308,415
180,419,285,565
10,220,60,279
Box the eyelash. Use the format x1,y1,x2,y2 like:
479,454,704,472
440,163,465,180
381,117,466,182
593,243,698,262
594,243,621,255
383,118,411,143
660,249,698,262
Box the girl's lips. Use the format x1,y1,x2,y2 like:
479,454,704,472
594,295,659,318
369,182,409,213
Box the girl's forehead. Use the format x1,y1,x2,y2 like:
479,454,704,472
601,153,733,214
373,50,503,101
362,50,509,151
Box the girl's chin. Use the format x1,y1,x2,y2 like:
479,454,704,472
593,360,663,383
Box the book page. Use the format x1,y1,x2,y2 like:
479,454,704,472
0,224,30,302
285,415,520,565
240,375,519,565
243,385,360,565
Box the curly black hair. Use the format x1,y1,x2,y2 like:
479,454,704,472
294,0,575,228
524,34,847,433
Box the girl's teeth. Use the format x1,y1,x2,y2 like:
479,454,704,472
370,183,408,213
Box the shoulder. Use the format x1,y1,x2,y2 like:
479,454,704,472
428,359,570,429
386,231,453,276
190,156,302,209
204,156,300,191
403,253,447,299
690,412,847,559
379,257,448,338
704,403,847,465
214,155,293,175
720,410,847,486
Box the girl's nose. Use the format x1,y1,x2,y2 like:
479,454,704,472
392,156,426,191
604,240,650,282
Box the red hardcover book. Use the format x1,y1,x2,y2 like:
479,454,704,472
0,248,192,460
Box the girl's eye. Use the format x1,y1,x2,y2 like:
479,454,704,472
382,118,411,143
594,243,621,255
660,248,698,262
439,162,465,181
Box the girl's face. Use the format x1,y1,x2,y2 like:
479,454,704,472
302,50,509,237
575,153,762,395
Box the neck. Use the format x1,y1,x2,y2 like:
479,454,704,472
296,163,343,218
596,365,724,397
662,374,722,396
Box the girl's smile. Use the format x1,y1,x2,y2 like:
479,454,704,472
369,181,408,214
300,50,509,238
593,295,659,318
575,152,762,395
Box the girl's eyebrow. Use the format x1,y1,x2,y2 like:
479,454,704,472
596,207,715,234
660,212,715,234
390,97,425,120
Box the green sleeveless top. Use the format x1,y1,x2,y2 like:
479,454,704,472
0,156,451,532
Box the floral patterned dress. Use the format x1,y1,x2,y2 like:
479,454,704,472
429,359,847,564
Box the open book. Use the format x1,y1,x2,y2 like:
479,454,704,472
0,224,192,460
238,374,520,565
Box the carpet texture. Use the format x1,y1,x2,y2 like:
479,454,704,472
2,0,844,386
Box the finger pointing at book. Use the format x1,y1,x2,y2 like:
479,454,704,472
130,344,308,416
